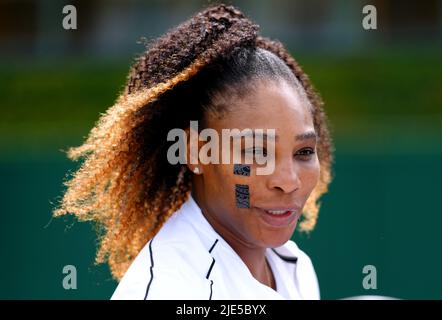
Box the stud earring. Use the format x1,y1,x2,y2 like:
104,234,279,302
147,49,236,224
193,167,200,174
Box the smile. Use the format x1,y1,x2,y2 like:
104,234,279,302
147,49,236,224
265,209,294,215
255,206,300,227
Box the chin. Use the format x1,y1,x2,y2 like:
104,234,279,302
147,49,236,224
262,229,294,248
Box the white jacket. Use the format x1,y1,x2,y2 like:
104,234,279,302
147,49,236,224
111,195,320,300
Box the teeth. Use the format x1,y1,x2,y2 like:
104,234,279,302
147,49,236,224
266,210,289,215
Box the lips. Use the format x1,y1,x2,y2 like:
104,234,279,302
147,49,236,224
255,205,301,228
265,209,294,215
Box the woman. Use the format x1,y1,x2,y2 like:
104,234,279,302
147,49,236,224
54,4,333,300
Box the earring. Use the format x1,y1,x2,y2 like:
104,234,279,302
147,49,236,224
193,167,200,174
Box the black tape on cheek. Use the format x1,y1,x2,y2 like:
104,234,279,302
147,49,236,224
233,164,250,176
235,184,250,208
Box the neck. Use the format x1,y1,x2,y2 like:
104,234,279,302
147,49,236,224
226,237,275,290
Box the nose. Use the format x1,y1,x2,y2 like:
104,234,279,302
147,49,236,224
266,158,301,194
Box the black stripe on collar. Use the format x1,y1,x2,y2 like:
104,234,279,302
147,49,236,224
271,248,298,264
144,237,155,299
209,239,219,253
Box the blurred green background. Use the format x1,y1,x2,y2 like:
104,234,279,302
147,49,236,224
1,0,441,299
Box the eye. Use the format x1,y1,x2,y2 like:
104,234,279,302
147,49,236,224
243,147,267,163
295,148,316,161
244,147,267,156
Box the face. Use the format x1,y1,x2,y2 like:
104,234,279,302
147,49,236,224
189,79,320,249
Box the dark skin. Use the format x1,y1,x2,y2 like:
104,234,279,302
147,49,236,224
187,79,320,290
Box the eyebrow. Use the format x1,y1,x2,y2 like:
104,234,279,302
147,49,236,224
231,130,317,142
295,131,317,142
231,131,277,140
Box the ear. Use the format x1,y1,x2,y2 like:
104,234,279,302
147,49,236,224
184,127,203,175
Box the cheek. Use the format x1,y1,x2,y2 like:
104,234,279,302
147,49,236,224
212,165,257,215
301,157,321,192
205,165,240,203
205,166,256,230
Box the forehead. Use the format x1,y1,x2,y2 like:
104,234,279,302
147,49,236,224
207,79,313,130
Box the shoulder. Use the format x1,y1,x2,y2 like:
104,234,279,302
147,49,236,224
111,212,214,300
274,240,321,300
276,240,313,263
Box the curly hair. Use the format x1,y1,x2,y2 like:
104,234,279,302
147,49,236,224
53,4,334,280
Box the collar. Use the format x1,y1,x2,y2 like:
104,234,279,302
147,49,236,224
180,194,234,255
